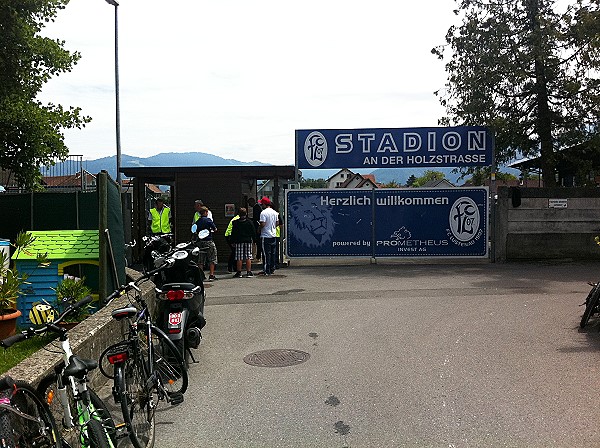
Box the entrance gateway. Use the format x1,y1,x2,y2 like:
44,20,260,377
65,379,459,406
288,126,494,259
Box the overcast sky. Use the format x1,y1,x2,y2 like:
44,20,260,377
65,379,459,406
40,0,457,166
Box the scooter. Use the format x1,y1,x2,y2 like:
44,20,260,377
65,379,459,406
151,237,206,367
142,233,173,284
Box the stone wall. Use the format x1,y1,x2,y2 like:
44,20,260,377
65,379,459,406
5,269,154,389
495,187,600,261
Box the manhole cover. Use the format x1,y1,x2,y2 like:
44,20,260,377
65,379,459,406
243,349,310,367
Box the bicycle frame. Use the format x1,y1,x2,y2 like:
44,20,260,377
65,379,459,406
110,284,177,402
52,331,116,448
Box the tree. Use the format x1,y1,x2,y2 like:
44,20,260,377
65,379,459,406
299,177,328,189
0,0,91,190
462,167,518,185
381,180,400,188
412,170,446,187
405,174,417,187
433,0,600,187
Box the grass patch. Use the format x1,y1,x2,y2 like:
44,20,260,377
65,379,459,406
0,333,56,374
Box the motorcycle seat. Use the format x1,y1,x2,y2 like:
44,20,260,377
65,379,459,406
162,282,198,291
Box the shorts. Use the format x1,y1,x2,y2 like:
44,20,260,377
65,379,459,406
196,240,218,264
235,242,253,261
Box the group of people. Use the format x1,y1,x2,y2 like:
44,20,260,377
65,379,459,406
147,196,281,281
225,196,281,278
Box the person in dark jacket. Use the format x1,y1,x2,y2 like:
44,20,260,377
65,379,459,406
248,197,263,261
194,206,218,281
230,207,256,278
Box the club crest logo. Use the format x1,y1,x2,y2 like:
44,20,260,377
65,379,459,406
448,197,481,244
304,132,327,167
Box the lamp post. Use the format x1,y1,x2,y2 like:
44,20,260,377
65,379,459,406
105,0,121,188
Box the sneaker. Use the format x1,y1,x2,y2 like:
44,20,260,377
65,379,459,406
246,271,254,277
208,275,216,281
257,271,267,276
233,272,242,278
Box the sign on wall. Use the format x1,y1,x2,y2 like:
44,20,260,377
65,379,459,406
296,127,493,170
286,188,488,258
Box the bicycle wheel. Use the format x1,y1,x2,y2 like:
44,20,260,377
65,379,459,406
10,380,62,447
0,410,15,447
37,375,117,447
580,282,600,328
148,326,188,395
115,359,155,448
137,324,186,395
85,418,111,448
173,338,190,370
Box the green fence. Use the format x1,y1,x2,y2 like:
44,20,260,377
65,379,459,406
0,171,125,315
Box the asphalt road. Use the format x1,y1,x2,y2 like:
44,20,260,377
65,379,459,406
115,260,600,447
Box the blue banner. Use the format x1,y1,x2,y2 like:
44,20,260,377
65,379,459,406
286,188,488,258
296,127,493,169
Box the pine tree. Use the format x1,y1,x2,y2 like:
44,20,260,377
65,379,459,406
433,0,600,187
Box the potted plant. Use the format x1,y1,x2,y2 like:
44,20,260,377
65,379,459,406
0,231,46,338
52,276,94,327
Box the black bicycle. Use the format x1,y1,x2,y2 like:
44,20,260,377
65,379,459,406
99,264,188,448
0,375,62,447
580,281,600,328
3,297,118,448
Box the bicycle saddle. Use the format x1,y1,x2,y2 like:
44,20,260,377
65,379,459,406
111,307,138,320
64,355,98,379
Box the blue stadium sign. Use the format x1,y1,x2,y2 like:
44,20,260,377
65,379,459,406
296,126,493,169
286,188,488,258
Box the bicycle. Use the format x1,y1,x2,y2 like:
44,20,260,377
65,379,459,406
3,296,118,448
0,375,62,447
580,281,600,328
98,263,188,448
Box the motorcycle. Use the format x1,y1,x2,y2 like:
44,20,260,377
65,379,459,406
142,233,173,281
145,233,206,367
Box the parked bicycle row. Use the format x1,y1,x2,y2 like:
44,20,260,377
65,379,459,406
0,235,207,448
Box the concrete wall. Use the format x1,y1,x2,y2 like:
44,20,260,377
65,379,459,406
495,187,600,261
5,269,153,389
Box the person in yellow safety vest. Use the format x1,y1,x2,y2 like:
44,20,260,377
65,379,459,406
193,199,212,224
148,198,171,235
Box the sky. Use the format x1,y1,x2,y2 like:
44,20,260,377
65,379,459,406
40,0,458,166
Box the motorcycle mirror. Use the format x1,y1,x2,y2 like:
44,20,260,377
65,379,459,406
192,247,200,256
191,224,197,233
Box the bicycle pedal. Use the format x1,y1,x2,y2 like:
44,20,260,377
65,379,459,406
114,423,130,439
168,392,184,405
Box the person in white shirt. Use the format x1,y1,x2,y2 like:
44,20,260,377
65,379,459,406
258,196,280,275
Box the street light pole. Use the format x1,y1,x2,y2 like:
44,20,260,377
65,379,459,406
105,0,121,188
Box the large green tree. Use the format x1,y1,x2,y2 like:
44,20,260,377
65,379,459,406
433,0,600,187
0,0,90,190
411,170,446,187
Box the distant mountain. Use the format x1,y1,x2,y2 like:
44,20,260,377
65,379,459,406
48,152,519,187
58,152,268,180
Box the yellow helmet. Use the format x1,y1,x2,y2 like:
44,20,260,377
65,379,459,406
29,303,55,325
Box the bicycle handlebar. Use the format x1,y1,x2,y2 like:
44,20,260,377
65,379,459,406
104,259,175,305
1,295,95,348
